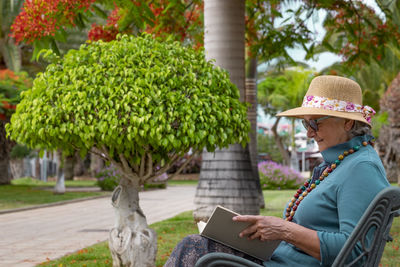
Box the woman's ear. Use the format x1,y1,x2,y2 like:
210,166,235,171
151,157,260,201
344,120,355,131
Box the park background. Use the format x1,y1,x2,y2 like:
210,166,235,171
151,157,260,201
0,0,400,266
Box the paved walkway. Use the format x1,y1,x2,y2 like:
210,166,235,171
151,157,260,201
0,185,196,267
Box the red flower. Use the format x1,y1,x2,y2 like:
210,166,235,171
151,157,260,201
1,101,11,109
10,0,95,44
88,6,121,42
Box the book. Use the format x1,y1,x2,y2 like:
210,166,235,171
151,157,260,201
198,205,281,262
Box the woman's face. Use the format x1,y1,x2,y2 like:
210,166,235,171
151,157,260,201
304,115,354,152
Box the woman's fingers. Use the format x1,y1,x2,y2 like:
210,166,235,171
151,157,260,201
239,224,258,238
233,215,263,239
234,215,287,241
233,215,260,222
249,230,261,240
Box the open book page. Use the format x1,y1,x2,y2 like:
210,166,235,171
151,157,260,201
199,205,281,262
197,221,207,234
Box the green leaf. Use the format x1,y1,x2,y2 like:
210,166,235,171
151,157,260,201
74,13,86,29
54,28,67,43
208,135,215,145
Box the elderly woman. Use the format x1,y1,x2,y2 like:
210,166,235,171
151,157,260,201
164,75,390,267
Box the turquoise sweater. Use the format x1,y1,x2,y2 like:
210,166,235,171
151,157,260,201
265,135,389,267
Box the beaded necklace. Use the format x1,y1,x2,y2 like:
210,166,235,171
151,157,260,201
285,139,374,222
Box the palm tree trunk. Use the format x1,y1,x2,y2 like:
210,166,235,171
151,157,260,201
194,0,259,221
0,39,21,72
0,0,23,184
0,119,12,185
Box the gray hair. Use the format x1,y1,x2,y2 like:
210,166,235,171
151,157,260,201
332,117,371,138
348,120,372,138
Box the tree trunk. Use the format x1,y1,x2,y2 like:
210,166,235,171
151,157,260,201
63,155,75,180
246,58,265,208
34,156,41,180
9,158,24,179
379,72,400,184
291,118,296,150
289,118,299,171
0,38,22,73
109,177,157,267
90,152,104,177
0,3,23,185
54,150,65,194
194,144,260,221
0,119,12,185
271,117,290,165
73,153,86,177
194,0,260,221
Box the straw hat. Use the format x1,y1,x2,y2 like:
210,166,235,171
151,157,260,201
276,75,375,125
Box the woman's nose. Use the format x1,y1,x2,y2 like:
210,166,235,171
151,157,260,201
306,126,315,138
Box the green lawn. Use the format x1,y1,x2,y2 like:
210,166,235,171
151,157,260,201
261,190,292,217
37,189,400,267
167,179,198,186
12,177,98,187
38,211,197,267
0,178,108,211
0,177,195,212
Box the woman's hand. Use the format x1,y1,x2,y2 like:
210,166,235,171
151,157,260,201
232,215,288,241
234,215,321,260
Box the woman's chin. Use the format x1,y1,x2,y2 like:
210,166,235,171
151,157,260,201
316,142,326,152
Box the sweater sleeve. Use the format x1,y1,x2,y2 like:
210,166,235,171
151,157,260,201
317,161,388,266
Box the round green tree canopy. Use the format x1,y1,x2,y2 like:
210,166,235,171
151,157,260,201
7,34,250,164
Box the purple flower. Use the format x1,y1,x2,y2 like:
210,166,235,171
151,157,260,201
258,160,303,190
346,103,355,111
326,105,334,110
306,95,314,101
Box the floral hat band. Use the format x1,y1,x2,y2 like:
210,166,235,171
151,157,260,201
302,95,376,123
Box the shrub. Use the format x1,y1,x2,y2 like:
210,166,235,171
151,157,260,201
10,144,35,159
258,161,304,190
257,134,287,164
7,34,250,163
95,165,121,191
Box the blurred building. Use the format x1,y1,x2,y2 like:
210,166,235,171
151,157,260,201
294,132,323,175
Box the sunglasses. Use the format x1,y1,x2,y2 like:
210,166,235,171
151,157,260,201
301,116,331,132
